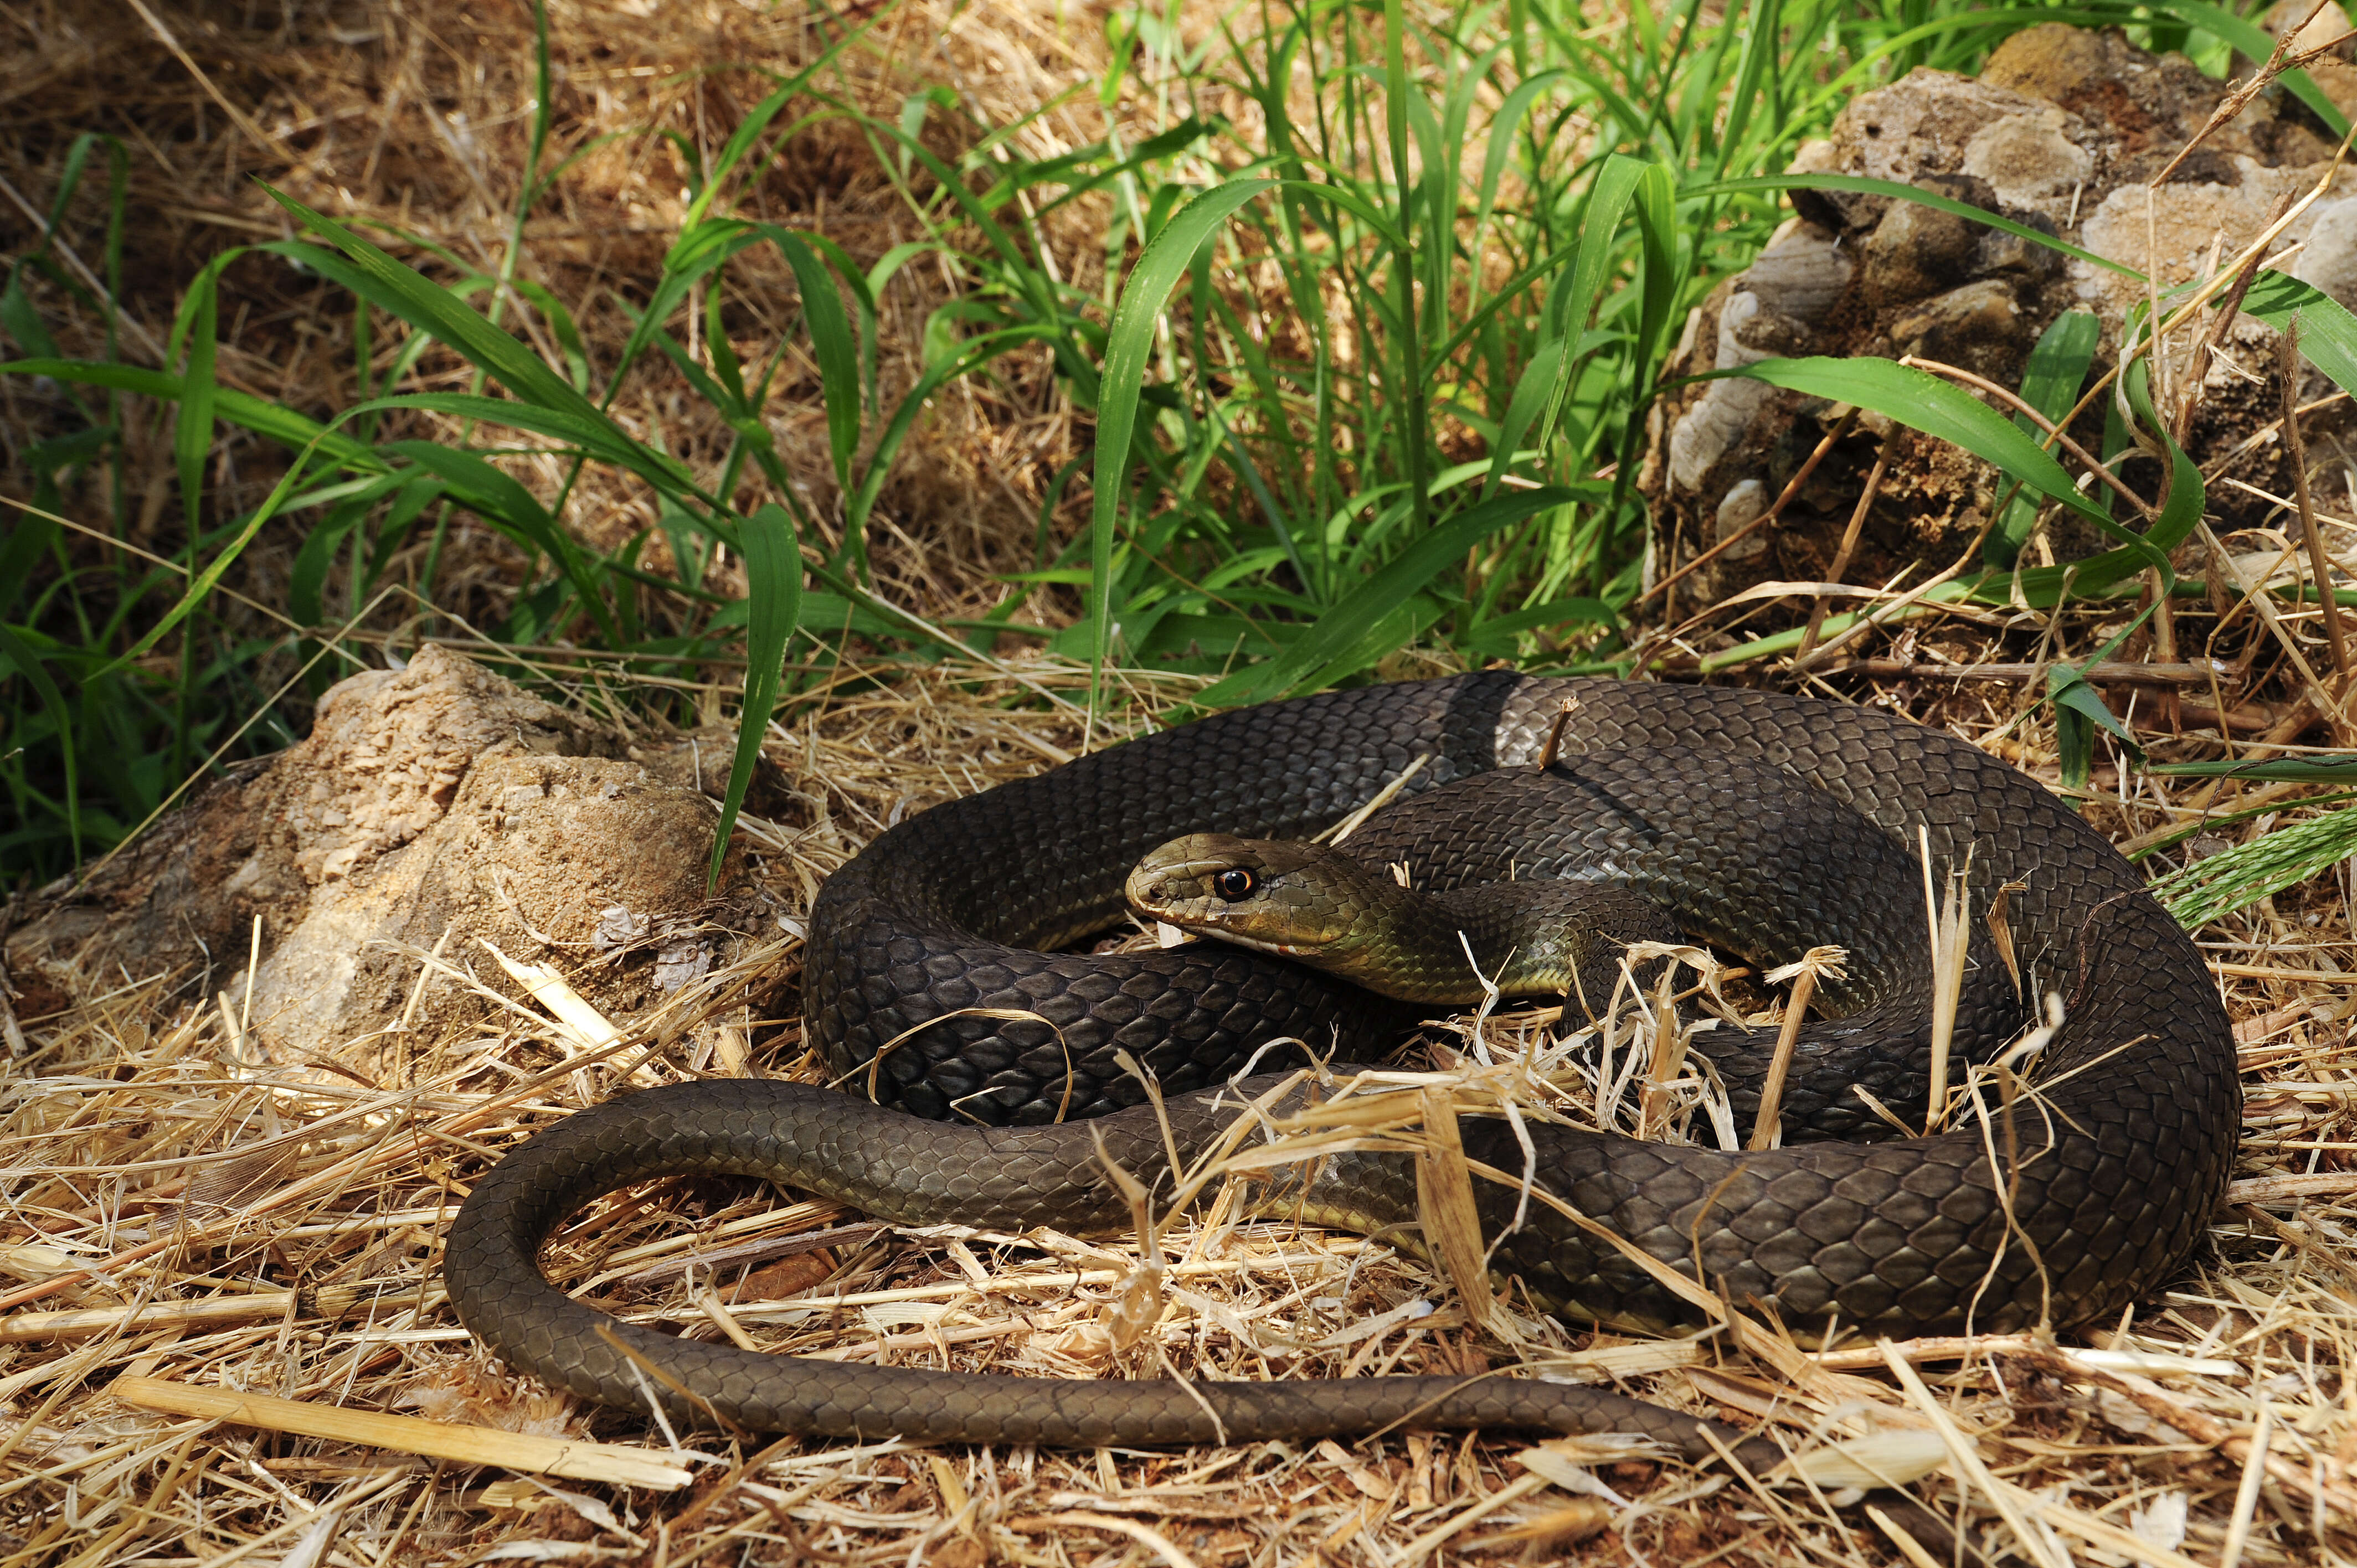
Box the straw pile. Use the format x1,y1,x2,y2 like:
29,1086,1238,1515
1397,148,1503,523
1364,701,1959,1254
5,2,2357,1564
0,649,2351,1567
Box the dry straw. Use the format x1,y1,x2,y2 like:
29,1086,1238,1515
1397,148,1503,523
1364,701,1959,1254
7,0,2357,1562
7,638,2357,1568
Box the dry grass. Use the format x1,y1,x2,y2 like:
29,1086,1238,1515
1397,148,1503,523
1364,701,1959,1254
10,2,2357,1565
0,648,2352,1567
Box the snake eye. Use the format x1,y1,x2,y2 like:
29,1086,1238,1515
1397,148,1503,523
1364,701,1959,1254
1212,868,1258,901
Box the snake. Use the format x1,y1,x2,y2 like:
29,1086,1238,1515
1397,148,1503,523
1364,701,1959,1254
445,673,2238,1453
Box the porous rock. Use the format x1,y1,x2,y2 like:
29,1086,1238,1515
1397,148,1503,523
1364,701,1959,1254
1640,9,2357,618
4,646,786,1066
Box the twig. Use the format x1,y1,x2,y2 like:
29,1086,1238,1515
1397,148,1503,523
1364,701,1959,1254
1795,439,1892,663
1898,357,2152,518
1919,833,1971,1134
2281,320,2351,681
2150,1,2351,187
1636,960,1688,1139
2216,1403,2275,1568
2201,519,2354,745
1319,753,1432,845
112,1376,694,1488
1535,699,1577,771
1640,408,1860,605
1825,658,2230,686
2045,125,2356,466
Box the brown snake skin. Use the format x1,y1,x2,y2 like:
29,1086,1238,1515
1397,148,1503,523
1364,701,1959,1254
445,674,2238,1450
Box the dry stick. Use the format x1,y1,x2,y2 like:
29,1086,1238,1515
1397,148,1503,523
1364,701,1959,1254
1748,947,1848,1151
1638,408,1860,608
1984,880,2029,1000
1535,699,1578,771
2179,199,2288,448
1416,1086,1503,1340
2152,0,2350,187
0,1283,428,1343
1827,658,2227,685
1794,440,1893,664
2281,319,2351,684
2044,120,2354,482
2216,1402,2277,1568
2201,517,2354,745
2204,392,2350,484
122,0,284,159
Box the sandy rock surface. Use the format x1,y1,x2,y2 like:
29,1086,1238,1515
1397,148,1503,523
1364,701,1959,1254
3,646,789,1065
1641,12,2357,617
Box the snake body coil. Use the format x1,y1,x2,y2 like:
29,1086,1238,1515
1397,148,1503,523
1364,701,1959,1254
446,674,2238,1446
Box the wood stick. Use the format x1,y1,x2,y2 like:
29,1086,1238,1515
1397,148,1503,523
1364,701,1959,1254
1825,658,2230,686
111,1375,694,1489
2282,320,2351,682
1535,699,1577,771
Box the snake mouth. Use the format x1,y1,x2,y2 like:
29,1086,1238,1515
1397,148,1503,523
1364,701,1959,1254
1187,931,1316,958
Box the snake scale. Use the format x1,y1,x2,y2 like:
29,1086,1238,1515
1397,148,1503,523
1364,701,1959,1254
446,674,2238,1451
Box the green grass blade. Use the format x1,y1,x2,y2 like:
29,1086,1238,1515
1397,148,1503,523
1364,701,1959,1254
1989,309,2099,567
1724,356,2114,533
509,277,591,391
710,502,801,889
771,229,863,495
385,439,620,644
0,620,78,865
1483,337,1569,497
677,23,888,233
2121,350,2201,591
2152,807,2357,929
358,391,695,491
1469,70,1567,296
101,424,346,672
1195,486,1580,708
1482,153,1649,498
2049,605,2153,788
1087,177,1276,726
848,323,1063,568
256,189,602,424
168,255,229,541
1690,174,2139,277
2242,272,2357,398
2152,757,2357,782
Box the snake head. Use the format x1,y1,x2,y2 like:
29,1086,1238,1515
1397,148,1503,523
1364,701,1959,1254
1124,833,1399,960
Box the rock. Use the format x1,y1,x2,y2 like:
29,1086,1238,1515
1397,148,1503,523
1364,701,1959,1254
5,647,790,1069
1639,16,2357,617
1664,219,1850,496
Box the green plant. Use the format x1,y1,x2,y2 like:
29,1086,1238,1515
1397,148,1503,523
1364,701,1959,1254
7,0,2357,903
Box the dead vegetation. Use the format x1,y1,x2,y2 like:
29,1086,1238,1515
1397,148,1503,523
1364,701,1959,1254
0,648,2351,1567
7,1,2357,1566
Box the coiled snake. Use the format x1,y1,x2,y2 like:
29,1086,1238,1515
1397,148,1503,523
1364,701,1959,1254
446,674,2236,1452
